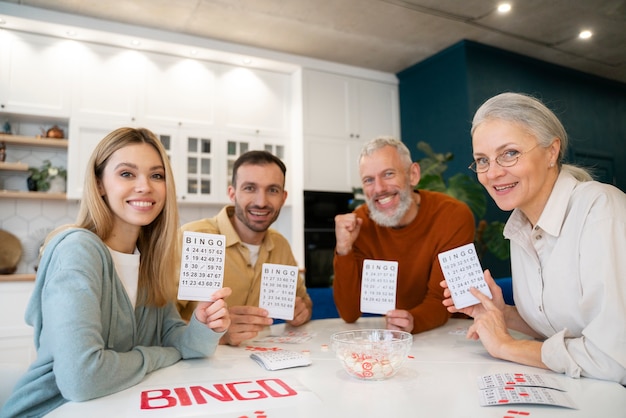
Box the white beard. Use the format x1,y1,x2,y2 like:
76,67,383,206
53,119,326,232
366,187,413,227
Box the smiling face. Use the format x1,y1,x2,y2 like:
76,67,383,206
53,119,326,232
228,162,288,244
98,143,166,248
472,118,560,224
359,145,420,227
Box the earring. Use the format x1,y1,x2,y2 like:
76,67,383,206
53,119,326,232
549,162,555,168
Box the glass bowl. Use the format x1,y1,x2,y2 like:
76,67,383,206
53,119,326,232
330,329,413,380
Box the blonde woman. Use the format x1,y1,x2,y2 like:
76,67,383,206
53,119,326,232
1,128,231,417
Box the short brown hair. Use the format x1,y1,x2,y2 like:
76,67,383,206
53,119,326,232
231,150,286,187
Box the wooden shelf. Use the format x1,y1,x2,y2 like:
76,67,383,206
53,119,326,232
0,134,68,148
0,190,66,199
0,273,35,282
0,161,29,171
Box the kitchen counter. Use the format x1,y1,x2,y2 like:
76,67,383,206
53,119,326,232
0,273,35,282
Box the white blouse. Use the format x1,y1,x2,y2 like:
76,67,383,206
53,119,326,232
107,247,140,309
504,170,626,384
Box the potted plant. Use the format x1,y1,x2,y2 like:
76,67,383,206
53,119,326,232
27,160,67,192
413,141,509,261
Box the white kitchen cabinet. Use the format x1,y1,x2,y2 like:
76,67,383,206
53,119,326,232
68,118,223,203
71,42,141,121
0,281,36,373
154,126,288,204
218,65,291,137
141,52,217,127
67,51,292,204
222,131,288,192
152,122,222,203
66,117,138,199
303,69,400,191
303,135,353,192
72,44,220,127
356,78,401,142
68,118,287,206
0,31,73,118
303,70,352,139
303,69,399,141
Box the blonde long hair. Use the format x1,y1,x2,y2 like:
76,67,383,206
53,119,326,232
73,127,180,306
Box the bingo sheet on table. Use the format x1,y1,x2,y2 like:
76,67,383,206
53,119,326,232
360,259,398,315
177,231,226,301
259,263,299,320
438,243,491,309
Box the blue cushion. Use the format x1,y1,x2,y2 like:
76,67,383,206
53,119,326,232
300,279,514,322
495,277,514,305
308,287,340,320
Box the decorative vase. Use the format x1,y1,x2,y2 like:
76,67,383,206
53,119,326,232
27,176,37,191
47,177,66,193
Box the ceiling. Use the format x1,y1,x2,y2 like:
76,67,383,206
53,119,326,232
1,0,626,84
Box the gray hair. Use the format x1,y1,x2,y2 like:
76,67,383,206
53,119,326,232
359,136,413,169
472,92,592,181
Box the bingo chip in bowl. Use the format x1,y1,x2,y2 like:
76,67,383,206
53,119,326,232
331,329,413,380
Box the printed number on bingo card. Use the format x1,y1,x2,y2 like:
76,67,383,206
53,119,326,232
438,243,491,309
178,231,225,301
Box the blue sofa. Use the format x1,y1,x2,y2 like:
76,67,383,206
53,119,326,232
307,277,514,321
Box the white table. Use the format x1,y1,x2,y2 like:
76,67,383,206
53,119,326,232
48,317,626,417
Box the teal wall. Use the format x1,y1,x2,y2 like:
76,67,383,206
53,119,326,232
398,40,626,277
397,42,473,174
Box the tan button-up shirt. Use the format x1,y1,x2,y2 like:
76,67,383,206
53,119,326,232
177,205,311,320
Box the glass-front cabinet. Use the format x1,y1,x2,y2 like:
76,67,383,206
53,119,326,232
224,133,287,193
155,124,219,203
186,135,214,199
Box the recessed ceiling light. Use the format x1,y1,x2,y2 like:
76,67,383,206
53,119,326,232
242,58,252,65
130,39,141,47
190,49,198,56
497,3,512,13
579,30,592,39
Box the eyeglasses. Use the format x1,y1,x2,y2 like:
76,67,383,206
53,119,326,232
468,144,540,173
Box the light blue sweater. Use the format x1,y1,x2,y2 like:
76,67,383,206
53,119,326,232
1,228,223,418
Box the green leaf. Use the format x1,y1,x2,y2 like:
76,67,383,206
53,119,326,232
416,141,453,178
482,221,510,260
417,174,447,192
446,173,487,219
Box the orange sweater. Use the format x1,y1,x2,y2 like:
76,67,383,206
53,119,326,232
333,190,475,333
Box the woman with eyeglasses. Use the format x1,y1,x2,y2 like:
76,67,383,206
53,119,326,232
441,92,626,384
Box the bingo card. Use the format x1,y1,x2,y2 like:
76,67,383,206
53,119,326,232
259,263,299,320
438,242,491,309
178,231,225,301
360,259,398,315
